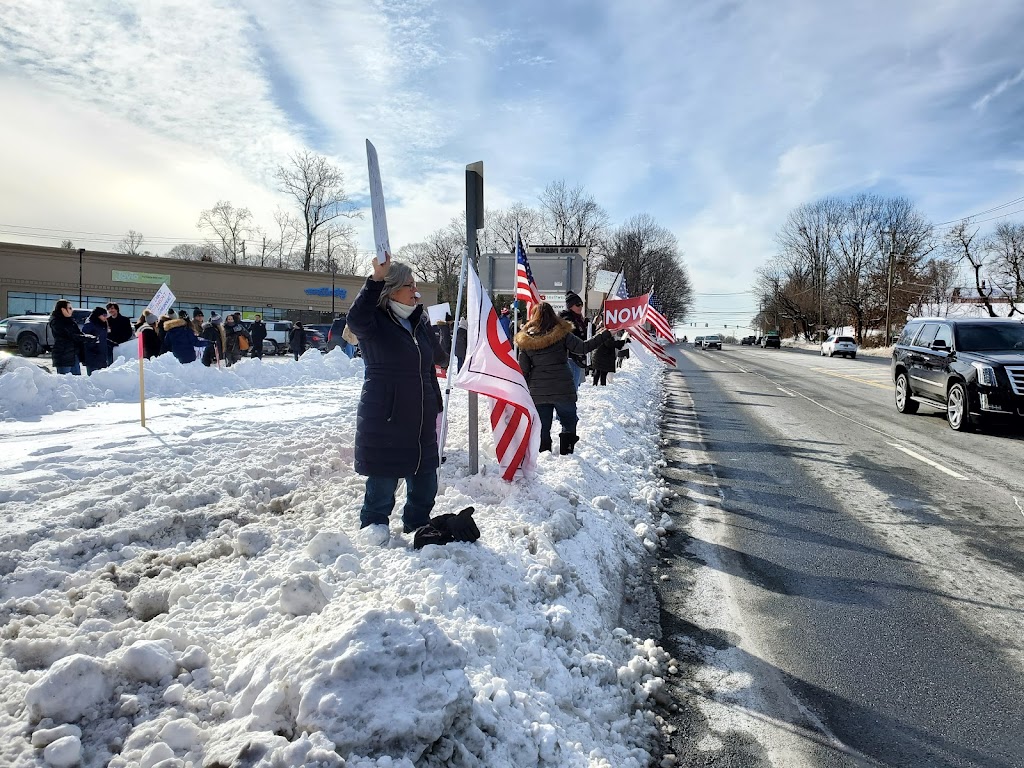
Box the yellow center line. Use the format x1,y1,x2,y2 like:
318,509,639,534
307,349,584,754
809,367,892,390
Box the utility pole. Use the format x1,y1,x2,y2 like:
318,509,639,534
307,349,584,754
884,229,896,346
77,248,84,306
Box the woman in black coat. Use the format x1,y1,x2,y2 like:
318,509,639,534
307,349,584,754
81,306,111,375
138,313,161,360
48,299,88,375
589,320,625,386
347,255,449,544
289,322,307,361
515,302,610,454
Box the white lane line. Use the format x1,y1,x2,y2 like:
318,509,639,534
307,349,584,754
886,442,967,480
1015,497,1024,521
776,387,795,397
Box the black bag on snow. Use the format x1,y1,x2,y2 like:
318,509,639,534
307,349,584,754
413,507,480,549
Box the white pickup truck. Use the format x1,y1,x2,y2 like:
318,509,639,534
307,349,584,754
0,310,90,357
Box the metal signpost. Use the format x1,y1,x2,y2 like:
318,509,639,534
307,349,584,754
466,162,484,474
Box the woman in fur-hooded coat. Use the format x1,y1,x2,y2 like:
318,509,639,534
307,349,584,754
515,302,610,453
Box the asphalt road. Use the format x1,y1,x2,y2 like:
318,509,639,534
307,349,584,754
655,343,1024,768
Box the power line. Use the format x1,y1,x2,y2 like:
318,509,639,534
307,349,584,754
934,195,1024,226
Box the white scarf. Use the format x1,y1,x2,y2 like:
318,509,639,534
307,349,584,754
389,301,417,320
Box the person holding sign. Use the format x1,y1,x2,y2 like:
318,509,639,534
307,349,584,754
348,253,449,546
515,302,611,455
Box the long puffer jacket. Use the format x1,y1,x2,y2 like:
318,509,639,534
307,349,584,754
347,278,449,477
515,320,610,404
81,319,109,371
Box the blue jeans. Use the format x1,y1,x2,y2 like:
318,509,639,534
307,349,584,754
536,402,578,443
360,467,438,530
567,360,584,389
56,360,81,375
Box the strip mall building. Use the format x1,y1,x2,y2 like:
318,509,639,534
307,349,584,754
0,242,437,322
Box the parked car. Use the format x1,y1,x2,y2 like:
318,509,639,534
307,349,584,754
761,332,781,349
304,328,327,352
891,317,1024,432
821,335,858,359
740,335,756,345
1,310,89,356
306,323,333,340
694,336,704,348
240,320,293,355
701,335,722,350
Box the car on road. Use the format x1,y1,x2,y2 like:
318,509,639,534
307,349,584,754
1,310,90,357
741,335,756,345
694,336,704,348
761,332,781,349
821,335,858,359
701,335,722,350
891,317,1024,432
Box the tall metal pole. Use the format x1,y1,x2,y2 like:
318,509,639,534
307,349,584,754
77,248,84,306
884,247,895,346
466,162,484,474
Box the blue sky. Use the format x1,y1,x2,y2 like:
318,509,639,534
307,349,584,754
1,0,1023,330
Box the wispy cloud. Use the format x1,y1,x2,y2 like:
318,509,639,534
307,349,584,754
972,68,1024,112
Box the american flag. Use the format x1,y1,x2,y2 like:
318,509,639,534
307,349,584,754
515,230,542,315
454,263,540,481
614,272,629,299
646,287,676,342
630,325,676,367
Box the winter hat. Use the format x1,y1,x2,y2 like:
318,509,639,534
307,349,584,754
210,312,223,325
193,307,204,318
178,310,189,320
145,312,158,325
565,291,583,308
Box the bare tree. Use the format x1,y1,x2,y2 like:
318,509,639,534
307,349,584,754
397,218,466,305
537,180,610,246
166,243,218,261
60,239,75,250
913,257,961,317
275,150,362,271
986,221,1024,316
116,229,145,256
597,213,693,324
484,202,543,253
197,201,253,264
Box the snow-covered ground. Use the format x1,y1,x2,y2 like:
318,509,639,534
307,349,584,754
0,350,672,767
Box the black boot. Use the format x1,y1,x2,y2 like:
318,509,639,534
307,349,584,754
540,435,552,453
559,432,577,455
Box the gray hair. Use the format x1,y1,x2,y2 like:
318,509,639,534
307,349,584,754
377,261,415,309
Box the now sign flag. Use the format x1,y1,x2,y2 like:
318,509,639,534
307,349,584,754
603,295,651,330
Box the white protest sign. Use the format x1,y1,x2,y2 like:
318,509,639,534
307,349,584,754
146,283,176,317
593,269,619,294
366,139,391,265
427,303,451,324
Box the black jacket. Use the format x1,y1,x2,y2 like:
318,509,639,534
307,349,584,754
289,327,307,354
591,332,625,373
455,325,468,360
250,321,267,344
107,313,134,345
348,278,449,477
559,309,590,366
140,326,161,359
81,320,109,371
515,320,610,404
48,313,87,368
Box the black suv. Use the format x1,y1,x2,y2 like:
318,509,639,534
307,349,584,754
891,317,1024,431
761,332,781,349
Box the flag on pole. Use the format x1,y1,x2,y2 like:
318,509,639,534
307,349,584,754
455,263,540,480
646,287,676,342
613,272,629,299
515,230,542,316
629,325,677,367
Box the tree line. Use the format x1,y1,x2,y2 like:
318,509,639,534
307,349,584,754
396,180,694,324
61,164,694,324
756,193,1024,343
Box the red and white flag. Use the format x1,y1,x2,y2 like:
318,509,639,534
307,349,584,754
645,287,675,342
455,264,540,480
629,325,677,367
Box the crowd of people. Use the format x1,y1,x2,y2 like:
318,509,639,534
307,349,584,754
347,257,634,546
46,301,339,374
